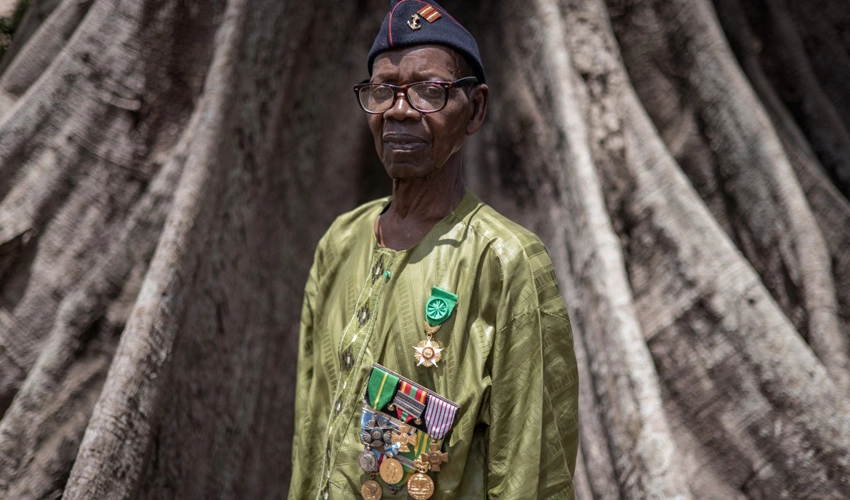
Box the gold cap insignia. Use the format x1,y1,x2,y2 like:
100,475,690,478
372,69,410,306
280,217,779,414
408,13,421,30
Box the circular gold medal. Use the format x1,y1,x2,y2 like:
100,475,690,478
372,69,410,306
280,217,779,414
361,479,383,500
407,472,435,500
379,457,404,484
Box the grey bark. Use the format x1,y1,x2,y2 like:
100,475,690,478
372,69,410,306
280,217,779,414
0,0,848,498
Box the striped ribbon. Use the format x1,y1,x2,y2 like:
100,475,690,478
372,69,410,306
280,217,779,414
367,366,399,412
417,4,442,23
424,393,459,440
384,442,401,458
395,381,427,423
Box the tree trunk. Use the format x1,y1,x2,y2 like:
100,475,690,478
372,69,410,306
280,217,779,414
0,0,847,498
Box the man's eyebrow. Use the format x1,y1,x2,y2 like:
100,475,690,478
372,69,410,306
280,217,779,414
372,73,454,84
415,73,453,81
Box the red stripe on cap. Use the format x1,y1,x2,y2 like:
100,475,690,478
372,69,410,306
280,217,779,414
388,0,408,46
418,5,441,22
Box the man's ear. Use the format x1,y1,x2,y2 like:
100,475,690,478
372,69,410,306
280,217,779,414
466,84,489,136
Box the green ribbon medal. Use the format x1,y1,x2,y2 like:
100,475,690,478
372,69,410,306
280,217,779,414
367,365,399,412
425,287,458,326
415,287,458,368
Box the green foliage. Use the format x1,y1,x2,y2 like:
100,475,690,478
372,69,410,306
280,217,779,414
0,0,30,60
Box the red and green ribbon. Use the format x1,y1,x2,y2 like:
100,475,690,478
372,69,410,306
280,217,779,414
396,380,427,423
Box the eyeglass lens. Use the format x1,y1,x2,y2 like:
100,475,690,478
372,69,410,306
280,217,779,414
358,83,447,113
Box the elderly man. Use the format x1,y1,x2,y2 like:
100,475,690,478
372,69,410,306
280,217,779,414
289,1,578,499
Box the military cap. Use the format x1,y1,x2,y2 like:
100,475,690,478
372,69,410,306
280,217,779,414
367,0,486,83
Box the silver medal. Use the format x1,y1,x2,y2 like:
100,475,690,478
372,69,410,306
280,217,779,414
358,450,378,473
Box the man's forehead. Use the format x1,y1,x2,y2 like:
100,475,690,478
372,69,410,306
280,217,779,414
371,45,460,80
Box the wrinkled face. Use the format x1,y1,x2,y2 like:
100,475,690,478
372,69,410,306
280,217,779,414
368,45,473,180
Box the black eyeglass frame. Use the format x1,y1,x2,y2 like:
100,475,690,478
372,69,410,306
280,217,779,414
353,76,479,114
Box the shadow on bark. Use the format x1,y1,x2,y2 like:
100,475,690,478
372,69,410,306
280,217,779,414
0,0,848,498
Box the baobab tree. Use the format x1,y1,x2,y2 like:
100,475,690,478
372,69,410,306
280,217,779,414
0,0,848,498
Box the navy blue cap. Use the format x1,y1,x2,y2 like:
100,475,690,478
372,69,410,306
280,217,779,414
367,0,486,83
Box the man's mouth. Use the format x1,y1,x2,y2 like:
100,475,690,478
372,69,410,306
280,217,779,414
383,133,427,151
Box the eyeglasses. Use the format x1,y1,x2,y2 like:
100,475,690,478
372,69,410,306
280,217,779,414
353,77,478,114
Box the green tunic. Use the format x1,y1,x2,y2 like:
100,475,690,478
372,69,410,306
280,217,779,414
290,191,579,500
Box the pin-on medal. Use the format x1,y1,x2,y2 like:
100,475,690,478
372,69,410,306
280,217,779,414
361,478,383,500
422,442,449,472
414,287,457,368
361,418,392,450
379,457,405,484
407,457,435,500
391,423,418,453
358,450,378,473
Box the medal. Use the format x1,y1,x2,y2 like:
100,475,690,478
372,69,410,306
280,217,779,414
407,474,435,500
361,478,383,500
358,450,378,473
422,442,449,472
360,408,392,450
379,457,404,484
391,423,418,452
414,335,443,367
414,287,457,368
361,417,392,450
407,457,435,500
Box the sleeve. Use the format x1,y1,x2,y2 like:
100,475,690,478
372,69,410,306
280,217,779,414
486,244,580,499
288,240,323,497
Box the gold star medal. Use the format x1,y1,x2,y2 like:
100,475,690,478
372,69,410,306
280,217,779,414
414,336,443,368
414,287,457,368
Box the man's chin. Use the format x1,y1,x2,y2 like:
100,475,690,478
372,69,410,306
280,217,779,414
382,159,435,180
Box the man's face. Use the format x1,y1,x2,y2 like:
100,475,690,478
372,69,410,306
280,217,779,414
368,45,472,180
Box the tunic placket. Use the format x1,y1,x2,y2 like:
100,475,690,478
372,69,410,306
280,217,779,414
317,247,398,498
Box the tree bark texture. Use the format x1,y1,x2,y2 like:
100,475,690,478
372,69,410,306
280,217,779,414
0,0,847,498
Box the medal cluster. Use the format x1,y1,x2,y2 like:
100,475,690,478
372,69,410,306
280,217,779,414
359,365,459,500
358,411,446,500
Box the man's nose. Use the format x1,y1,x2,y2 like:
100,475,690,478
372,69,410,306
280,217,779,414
384,91,421,121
